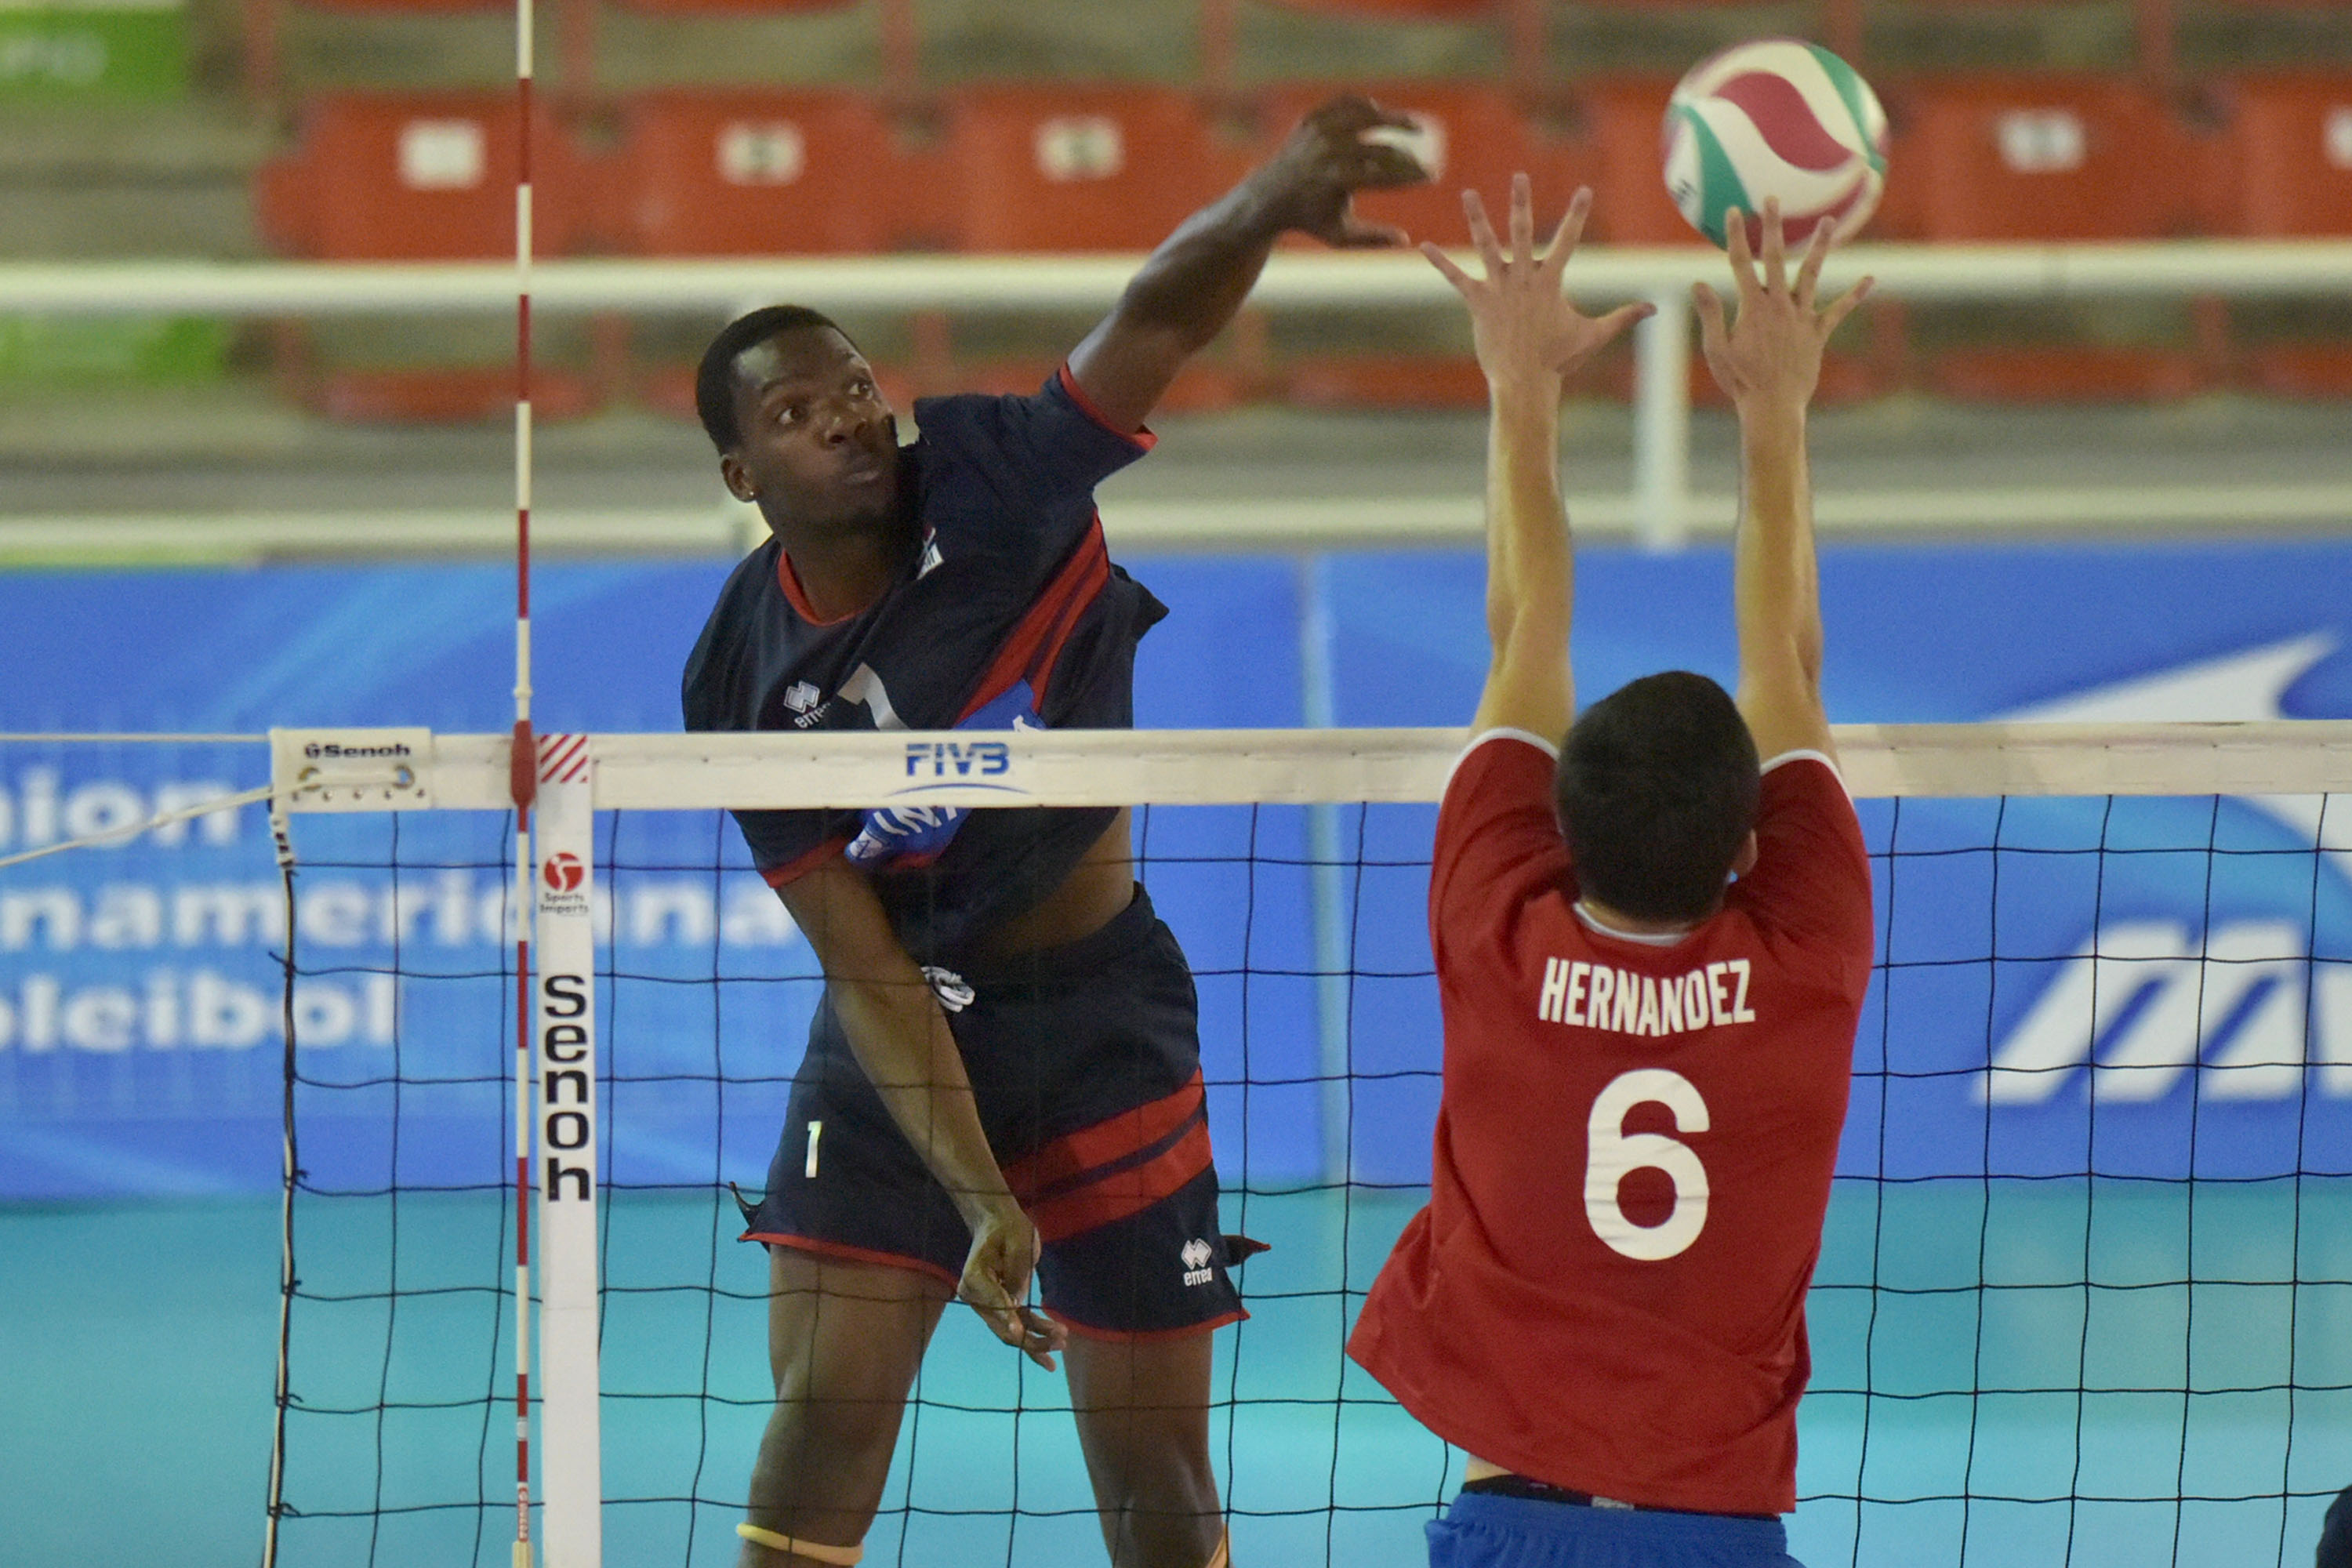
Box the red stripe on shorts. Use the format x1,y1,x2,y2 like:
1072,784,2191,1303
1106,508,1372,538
1024,1117,1213,1245
1000,1069,1205,1202
742,1230,960,1289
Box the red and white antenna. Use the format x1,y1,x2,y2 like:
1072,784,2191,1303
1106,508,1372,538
508,0,538,1557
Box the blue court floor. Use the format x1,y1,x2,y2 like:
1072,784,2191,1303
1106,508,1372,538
4,1180,2343,1567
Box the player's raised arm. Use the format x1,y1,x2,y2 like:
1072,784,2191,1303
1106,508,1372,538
1695,201,1872,764
1425,176,1650,742
776,858,1065,1370
1063,94,1428,434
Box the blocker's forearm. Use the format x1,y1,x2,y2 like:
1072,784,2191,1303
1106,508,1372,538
1733,401,1824,693
1473,377,1573,739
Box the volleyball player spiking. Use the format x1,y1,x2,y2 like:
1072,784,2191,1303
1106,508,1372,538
1348,183,1878,1566
681,98,1429,1568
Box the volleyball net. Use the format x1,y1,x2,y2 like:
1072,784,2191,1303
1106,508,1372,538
8,720,2351,1566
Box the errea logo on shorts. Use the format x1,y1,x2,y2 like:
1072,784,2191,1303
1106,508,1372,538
1180,1238,1214,1287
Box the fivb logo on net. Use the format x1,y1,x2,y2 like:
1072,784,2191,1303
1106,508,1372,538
1980,633,2352,1107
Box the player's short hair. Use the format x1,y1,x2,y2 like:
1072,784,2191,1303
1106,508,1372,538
695,304,854,453
1554,671,1761,923
2318,1483,2352,1568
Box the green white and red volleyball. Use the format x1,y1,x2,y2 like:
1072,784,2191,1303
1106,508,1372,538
1663,39,1889,250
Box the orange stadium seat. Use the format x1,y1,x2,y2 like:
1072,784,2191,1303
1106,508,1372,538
605,89,904,256
2200,73,2352,238
1577,77,1696,246
917,87,1249,410
256,91,592,260
2197,74,2352,396
1894,74,2193,241
936,85,1240,253
1888,74,2204,401
256,93,601,421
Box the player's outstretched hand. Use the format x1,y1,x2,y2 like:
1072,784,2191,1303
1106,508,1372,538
1422,176,1653,392
1693,198,1874,416
1252,93,1433,249
960,1196,1066,1372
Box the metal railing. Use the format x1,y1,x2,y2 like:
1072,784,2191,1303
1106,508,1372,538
5,239,2349,550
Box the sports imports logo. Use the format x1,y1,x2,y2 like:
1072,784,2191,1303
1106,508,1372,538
538,851,591,916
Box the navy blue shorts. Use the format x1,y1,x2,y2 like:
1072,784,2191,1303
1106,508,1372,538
1428,1492,1802,1568
744,884,1247,1340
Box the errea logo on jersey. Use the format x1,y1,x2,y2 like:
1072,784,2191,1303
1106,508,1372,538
782,681,821,714
1180,1237,1214,1287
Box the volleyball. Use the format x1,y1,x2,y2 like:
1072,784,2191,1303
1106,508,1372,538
1663,38,1888,250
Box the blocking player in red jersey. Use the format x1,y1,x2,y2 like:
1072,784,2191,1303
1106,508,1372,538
1347,182,1877,1566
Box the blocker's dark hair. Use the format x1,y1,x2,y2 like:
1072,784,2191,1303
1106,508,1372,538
695,304,851,453
1554,670,1761,923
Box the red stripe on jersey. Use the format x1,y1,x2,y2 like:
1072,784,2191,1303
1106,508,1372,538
1000,1069,1205,1201
1023,524,1112,702
1056,364,1157,452
956,521,1112,718
775,550,855,627
1024,1117,1213,1244
762,832,852,887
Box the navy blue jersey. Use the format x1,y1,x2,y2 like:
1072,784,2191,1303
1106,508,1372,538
681,368,1167,963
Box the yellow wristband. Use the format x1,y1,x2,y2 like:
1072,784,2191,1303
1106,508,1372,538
735,1522,864,1565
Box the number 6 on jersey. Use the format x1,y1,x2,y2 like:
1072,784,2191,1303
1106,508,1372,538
1584,1069,1711,1261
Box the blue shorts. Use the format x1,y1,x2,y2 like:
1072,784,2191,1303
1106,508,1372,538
1428,1492,1802,1568
743,884,1247,1340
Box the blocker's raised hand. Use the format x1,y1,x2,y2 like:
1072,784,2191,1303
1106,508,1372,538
1423,176,1653,390
1693,197,1874,414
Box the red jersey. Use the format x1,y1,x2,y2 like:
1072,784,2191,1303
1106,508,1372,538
1348,728,1874,1517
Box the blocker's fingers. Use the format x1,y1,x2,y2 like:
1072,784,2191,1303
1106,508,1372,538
1723,208,1760,297
1692,280,1730,351
1508,172,1535,264
1591,299,1657,349
1544,186,1593,273
1464,188,1504,275
1795,216,1833,306
1421,239,1475,295
1820,274,1875,335
1761,198,1788,295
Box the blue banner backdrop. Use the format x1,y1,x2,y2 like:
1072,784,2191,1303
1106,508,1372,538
1,541,2347,1199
